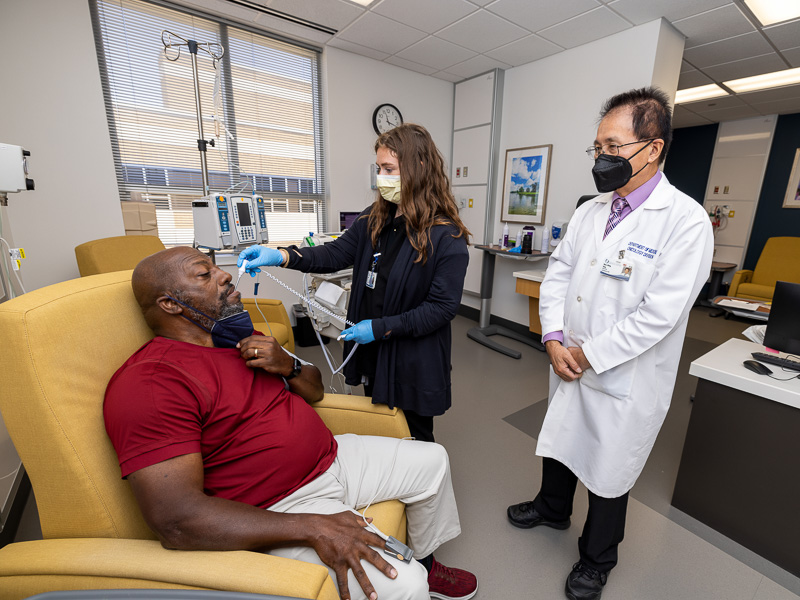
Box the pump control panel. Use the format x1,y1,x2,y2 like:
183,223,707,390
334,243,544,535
193,193,266,250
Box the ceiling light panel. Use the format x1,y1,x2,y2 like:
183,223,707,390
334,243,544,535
743,0,800,26
725,66,800,93
674,84,730,104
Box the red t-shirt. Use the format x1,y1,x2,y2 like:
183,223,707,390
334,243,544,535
103,336,337,508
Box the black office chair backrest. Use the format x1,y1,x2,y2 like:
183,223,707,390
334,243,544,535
577,195,597,208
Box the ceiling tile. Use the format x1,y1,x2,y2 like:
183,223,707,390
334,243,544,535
762,18,800,52
537,6,631,49
737,83,800,105
694,104,761,121
672,4,755,49
383,55,439,75
336,12,427,55
265,0,364,31
749,97,800,116
327,37,391,61
396,36,478,70
606,0,732,26
672,105,713,128
681,60,695,73
431,71,464,82
468,0,496,6
678,94,743,110
436,10,530,53
702,52,787,82
486,0,601,33
683,31,773,68
678,69,714,89
444,54,512,78
783,47,800,68
371,0,477,35
485,33,563,66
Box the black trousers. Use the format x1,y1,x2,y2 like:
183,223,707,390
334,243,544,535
363,382,435,442
533,457,629,573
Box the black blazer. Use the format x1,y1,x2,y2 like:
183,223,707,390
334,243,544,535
284,206,469,416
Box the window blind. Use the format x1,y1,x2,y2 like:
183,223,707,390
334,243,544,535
91,0,327,246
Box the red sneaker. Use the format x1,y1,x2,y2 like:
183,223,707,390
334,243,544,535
427,556,478,600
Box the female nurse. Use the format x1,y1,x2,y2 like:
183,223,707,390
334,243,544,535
238,123,470,442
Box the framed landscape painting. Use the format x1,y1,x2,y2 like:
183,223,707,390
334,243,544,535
501,144,552,225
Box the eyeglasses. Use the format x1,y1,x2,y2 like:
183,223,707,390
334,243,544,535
585,139,656,159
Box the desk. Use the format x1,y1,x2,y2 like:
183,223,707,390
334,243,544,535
710,296,770,321
467,245,549,359
513,268,547,337
672,338,800,577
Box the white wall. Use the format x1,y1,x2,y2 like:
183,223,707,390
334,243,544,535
466,18,686,326
0,0,124,292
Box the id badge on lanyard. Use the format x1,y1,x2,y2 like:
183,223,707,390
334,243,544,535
366,252,381,289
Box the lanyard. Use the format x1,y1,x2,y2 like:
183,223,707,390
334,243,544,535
366,251,381,289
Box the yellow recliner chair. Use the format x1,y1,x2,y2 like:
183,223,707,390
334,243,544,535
74,236,294,351
0,270,408,599
75,235,166,277
728,237,800,302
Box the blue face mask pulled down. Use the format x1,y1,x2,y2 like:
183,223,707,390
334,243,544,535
166,296,254,348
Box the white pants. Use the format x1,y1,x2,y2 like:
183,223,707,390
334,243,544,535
268,434,462,600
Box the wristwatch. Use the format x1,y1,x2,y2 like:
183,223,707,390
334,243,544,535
284,357,302,380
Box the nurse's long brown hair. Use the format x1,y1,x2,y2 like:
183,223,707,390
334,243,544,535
369,123,471,264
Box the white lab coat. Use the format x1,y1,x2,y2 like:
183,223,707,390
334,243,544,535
537,174,713,498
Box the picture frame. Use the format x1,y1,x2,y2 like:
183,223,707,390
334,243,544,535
501,144,552,225
783,148,800,209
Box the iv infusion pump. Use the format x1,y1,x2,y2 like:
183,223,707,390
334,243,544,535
192,193,268,250
0,143,34,197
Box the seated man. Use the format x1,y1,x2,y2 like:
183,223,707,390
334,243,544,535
104,246,477,600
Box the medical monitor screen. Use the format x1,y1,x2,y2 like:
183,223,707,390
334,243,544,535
236,202,252,226
763,281,800,355
340,211,360,231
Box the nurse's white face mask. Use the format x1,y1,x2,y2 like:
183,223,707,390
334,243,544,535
376,175,402,204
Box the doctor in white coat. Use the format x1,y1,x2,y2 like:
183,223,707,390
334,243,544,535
507,88,713,600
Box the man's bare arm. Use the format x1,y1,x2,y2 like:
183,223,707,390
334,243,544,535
128,453,395,600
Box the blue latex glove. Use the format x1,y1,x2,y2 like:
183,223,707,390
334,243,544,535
508,245,522,253
338,320,376,344
238,246,284,277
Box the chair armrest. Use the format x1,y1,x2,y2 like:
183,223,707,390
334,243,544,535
0,538,337,600
313,393,410,438
243,298,294,353
728,269,753,297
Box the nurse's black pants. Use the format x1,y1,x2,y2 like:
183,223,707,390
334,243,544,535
362,382,435,442
533,457,629,573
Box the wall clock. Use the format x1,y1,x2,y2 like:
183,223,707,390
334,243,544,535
372,103,403,134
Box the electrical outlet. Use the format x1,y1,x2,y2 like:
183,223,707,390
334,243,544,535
729,210,735,217
468,198,473,208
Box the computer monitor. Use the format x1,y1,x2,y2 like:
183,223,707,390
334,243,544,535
763,281,800,355
339,211,361,231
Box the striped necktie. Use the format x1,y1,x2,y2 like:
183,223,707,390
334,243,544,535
604,197,628,239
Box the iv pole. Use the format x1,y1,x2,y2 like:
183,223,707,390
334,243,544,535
161,31,224,197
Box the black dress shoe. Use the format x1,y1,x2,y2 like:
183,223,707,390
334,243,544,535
565,561,608,600
506,501,571,529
